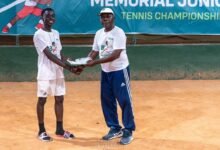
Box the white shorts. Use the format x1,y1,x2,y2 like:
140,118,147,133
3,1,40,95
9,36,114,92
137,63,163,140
37,78,66,97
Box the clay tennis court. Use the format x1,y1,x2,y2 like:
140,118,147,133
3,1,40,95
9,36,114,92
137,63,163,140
1,80,220,150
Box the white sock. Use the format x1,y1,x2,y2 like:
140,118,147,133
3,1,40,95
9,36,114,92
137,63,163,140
7,23,12,28
38,19,43,25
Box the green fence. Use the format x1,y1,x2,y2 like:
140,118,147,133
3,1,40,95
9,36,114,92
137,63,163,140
1,45,220,81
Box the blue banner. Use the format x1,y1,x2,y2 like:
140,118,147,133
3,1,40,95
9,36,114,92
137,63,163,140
1,0,220,35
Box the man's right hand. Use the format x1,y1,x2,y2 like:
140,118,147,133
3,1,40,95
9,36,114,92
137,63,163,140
70,66,84,75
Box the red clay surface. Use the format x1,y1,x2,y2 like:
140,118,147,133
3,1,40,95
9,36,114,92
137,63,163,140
1,81,220,150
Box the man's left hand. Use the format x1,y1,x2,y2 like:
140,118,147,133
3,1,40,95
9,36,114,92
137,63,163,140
86,60,96,67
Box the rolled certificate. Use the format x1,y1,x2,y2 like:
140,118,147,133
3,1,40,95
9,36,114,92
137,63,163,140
67,57,92,66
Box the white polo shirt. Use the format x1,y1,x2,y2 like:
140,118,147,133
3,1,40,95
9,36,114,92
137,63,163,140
33,28,64,80
92,26,129,72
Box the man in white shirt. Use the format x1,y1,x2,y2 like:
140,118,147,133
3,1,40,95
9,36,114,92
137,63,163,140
2,0,52,33
33,7,80,142
85,8,136,145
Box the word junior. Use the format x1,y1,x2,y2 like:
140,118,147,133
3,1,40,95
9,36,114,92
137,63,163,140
177,0,220,7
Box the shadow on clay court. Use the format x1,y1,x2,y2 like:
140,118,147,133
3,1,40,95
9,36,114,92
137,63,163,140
53,137,129,149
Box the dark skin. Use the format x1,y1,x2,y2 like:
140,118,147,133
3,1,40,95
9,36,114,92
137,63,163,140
41,10,76,72
86,13,122,67
37,10,78,129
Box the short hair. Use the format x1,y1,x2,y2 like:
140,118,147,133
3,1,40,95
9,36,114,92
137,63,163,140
41,7,54,17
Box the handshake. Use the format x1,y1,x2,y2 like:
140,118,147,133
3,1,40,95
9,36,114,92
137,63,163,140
65,57,92,75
